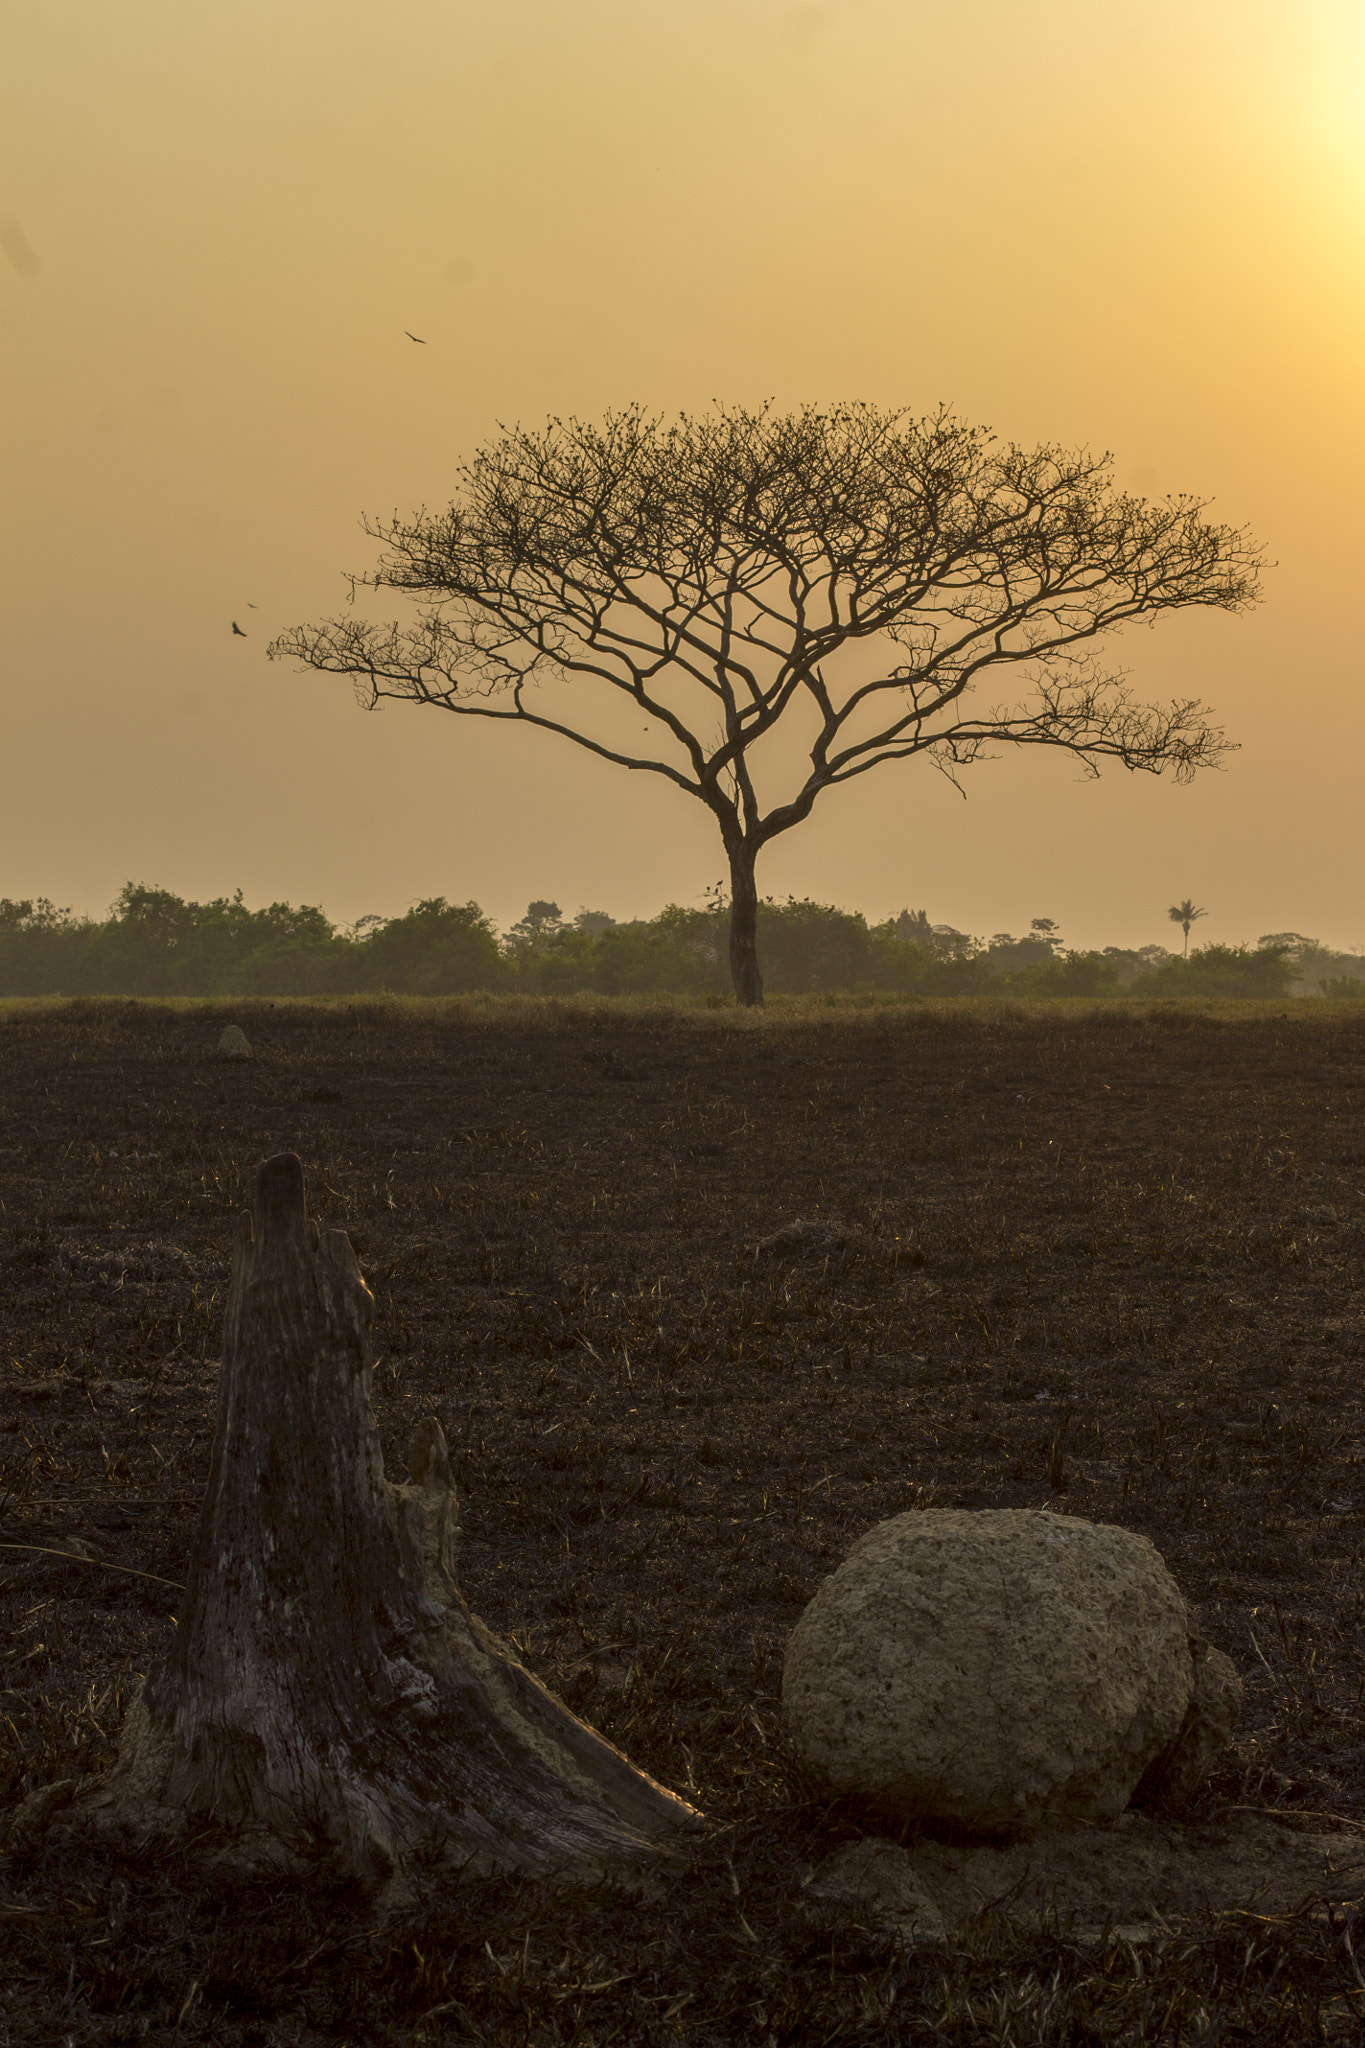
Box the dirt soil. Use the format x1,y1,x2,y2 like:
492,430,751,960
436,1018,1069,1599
908,1810,1365,1937
3,996,1365,2044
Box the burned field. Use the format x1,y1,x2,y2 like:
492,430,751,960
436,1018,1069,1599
2,996,1365,2044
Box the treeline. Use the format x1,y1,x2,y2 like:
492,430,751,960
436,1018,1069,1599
1,885,1362,1001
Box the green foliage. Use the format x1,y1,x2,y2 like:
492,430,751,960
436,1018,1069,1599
0,897,72,932
1129,942,1296,999
0,898,89,996
1101,944,1176,984
360,899,507,995
0,886,351,998
519,903,728,997
997,951,1121,997
1258,935,1365,997
503,901,565,957
91,885,348,996
757,899,873,993
0,887,1344,1001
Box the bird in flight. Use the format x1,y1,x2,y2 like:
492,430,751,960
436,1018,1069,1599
405,330,427,344
231,621,247,637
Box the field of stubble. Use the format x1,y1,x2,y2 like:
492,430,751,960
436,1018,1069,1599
2,995,1364,2045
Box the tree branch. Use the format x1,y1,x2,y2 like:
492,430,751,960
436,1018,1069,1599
270,401,1261,926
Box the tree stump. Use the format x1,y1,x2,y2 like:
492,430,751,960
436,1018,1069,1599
82,1154,701,1900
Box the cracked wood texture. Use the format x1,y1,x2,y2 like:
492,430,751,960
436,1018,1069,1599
85,1153,700,1900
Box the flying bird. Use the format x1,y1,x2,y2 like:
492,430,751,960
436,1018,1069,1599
405,330,427,344
231,621,247,637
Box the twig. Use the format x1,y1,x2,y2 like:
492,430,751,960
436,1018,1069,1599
1229,1806,1365,1833
1,1496,200,1509
1341,1913,1365,1994
0,1542,185,1589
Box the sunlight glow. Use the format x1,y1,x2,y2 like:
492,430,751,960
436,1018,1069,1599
1302,5,1365,208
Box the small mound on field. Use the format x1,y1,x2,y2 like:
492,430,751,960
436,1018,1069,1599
753,1217,880,1268
54,1238,200,1285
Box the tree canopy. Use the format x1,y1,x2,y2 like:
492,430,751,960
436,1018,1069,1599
271,402,1263,1003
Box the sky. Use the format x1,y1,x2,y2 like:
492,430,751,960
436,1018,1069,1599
2,0,1363,953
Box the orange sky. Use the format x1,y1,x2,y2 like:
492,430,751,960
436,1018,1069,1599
3,0,1363,953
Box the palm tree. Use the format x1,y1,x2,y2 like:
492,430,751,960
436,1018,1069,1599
1168,898,1207,957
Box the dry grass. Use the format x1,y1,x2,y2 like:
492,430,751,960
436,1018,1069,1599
1,996,1364,2042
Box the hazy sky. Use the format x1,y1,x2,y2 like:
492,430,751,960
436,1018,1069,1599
3,0,1362,951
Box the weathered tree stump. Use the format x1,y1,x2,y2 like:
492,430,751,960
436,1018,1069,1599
82,1154,701,1900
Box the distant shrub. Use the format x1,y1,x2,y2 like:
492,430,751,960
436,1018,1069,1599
0,886,509,998
1128,943,1296,1000
755,900,874,994
1100,944,1175,984
0,886,1336,1003
0,897,93,995
359,899,507,994
998,951,1121,998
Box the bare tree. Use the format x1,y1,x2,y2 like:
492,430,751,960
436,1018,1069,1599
1168,898,1208,956
270,404,1261,1006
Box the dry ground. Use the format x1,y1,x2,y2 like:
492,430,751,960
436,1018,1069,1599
2,995,1364,2044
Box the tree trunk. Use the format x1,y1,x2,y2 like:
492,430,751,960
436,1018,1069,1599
82,1154,701,1904
727,842,764,1008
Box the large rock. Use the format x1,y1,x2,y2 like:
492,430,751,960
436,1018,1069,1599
214,1024,253,1062
1136,1636,1243,1814
783,1509,1199,1836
